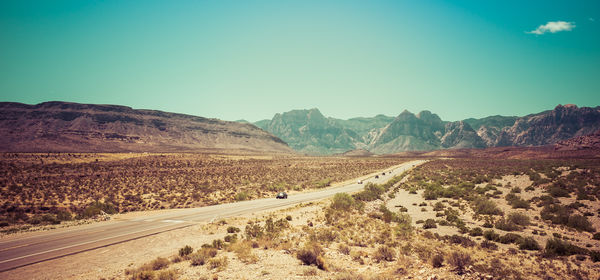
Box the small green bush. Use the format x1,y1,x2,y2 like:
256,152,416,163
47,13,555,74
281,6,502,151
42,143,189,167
373,245,396,262
297,242,327,270
483,229,500,241
469,227,483,237
544,238,586,257
179,245,193,257
499,233,522,244
518,236,540,250
235,191,249,201
448,251,471,275
423,219,437,229
431,254,444,268
227,226,241,233
507,212,530,226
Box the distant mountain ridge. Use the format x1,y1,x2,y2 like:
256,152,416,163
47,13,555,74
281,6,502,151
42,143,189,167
0,101,293,153
256,104,600,155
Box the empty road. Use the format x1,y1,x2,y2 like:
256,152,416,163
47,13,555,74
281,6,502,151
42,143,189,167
0,159,425,272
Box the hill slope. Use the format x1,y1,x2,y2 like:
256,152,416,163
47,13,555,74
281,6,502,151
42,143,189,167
0,101,293,153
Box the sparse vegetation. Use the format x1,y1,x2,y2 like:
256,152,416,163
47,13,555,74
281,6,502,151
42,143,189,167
0,153,408,229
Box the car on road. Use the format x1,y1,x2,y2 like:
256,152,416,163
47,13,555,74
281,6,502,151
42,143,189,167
357,180,363,184
375,175,379,179
382,172,386,175
276,192,288,199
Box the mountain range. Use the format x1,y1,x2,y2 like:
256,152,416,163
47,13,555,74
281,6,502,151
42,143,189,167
0,102,292,153
1,101,598,155
254,104,600,155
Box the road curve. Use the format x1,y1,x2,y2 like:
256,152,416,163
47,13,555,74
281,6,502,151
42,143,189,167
0,159,426,272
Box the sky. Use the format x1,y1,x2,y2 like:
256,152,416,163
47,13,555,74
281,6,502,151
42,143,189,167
1,0,599,122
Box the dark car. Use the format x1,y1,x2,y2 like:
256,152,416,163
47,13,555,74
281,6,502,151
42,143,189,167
375,175,379,179
382,172,386,175
276,192,288,199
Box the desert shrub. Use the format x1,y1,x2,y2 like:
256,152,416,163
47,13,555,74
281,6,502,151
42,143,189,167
510,186,521,193
179,245,193,257
297,242,327,270
129,270,155,280
423,219,437,229
494,218,519,232
472,197,503,215
448,235,476,247
353,183,385,202
190,248,218,266
315,178,332,188
505,194,530,209
150,257,170,270
448,251,471,275
469,227,483,237
394,213,413,237
338,243,350,255
80,201,117,218
235,191,249,201
541,204,570,225
590,250,600,262
379,204,397,223
548,184,570,197
212,239,225,249
373,245,396,262
156,269,178,280
480,240,498,250
56,210,73,221
245,222,264,239
507,212,530,226
544,238,586,257
483,229,500,241
431,253,444,268
499,233,522,244
518,236,540,250
264,217,289,238
593,233,600,240
335,272,367,280
331,193,356,211
433,202,445,211
40,214,60,225
567,214,594,232
224,234,238,243
208,256,228,271
229,241,258,263
226,226,241,233
286,215,292,221
524,186,535,191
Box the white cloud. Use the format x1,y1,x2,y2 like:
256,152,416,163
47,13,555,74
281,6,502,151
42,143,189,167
527,21,575,35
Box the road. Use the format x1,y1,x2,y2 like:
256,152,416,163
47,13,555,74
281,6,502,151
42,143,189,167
0,159,425,272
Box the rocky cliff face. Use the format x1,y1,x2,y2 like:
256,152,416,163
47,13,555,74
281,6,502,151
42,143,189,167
260,108,362,155
441,121,487,149
496,104,600,147
0,101,293,153
257,104,600,155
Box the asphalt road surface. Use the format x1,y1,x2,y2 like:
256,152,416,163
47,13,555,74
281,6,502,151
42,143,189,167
0,159,426,272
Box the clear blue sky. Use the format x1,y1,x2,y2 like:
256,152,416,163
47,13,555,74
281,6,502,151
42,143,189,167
1,0,599,121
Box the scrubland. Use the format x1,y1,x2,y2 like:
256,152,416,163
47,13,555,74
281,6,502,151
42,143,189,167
121,158,600,280
0,153,408,234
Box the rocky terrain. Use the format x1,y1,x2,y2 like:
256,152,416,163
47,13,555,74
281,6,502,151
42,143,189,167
0,102,292,153
555,129,600,151
257,105,600,155
255,109,363,155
